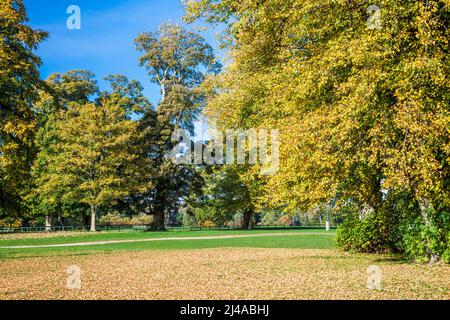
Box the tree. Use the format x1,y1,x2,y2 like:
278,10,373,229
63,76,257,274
195,165,257,229
29,70,99,227
30,71,154,228
185,0,450,261
33,98,151,231
134,22,221,229
0,0,48,218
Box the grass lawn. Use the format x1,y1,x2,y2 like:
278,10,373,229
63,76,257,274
0,229,335,259
0,229,449,300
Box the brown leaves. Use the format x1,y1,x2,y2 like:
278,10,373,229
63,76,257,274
1,248,448,300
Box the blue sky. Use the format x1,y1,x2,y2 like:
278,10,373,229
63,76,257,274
23,0,224,119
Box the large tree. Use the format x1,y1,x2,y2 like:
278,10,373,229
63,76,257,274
185,0,450,261
32,97,152,231
29,70,99,227
134,22,221,229
0,0,47,218
30,71,154,228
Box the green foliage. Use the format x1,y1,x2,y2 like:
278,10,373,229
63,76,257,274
258,210,283,226
0,0,48,217
336,212,391,253
31,97,152,231
99,213,153,226
185,0,450,263
194,205,231,227
192,165,257,228
398,210,450,263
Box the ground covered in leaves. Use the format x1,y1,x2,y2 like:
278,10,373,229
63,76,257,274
1,248,448,300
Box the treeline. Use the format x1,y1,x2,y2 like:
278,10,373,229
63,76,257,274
0,1,224,231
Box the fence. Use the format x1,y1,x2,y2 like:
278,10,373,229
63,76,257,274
0,223,337,234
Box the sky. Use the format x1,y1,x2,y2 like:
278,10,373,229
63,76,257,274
23,0,224,139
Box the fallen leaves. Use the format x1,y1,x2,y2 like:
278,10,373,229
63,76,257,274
0,248,448,300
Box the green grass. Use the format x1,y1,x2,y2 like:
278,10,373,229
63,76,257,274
0,229,335,260
0,228,332,246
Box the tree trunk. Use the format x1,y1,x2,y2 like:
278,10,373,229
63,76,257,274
57,215,65,226
417,197,439,264
325,216,331,231
152,209,165,230
90,205,97,232
151,181,166,231
82,212,89,226
242,210,253,230
45,215,53,232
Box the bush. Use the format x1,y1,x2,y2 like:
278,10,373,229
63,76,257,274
278,215,292,226
335,212,391,253
202,220,216,228
194,206,232,227
99,213,152,226
398,209,450,263
0,218,22,228
258,210,282,226
335,194,450,263
335,199,401,253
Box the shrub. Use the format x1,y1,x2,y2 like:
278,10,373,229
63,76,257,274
99,213,152,226
335,194,450,263
194,206,232,227
335,212,391,253
278,215,292,226
258,210,282,226
335,198,402,253
202,220,216,228
0,218,22,228
398,209,450,263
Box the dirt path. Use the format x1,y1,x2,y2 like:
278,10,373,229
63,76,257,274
0,232,333,249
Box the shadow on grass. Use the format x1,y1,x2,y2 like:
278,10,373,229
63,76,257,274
372,254,410,264
0,250,113,261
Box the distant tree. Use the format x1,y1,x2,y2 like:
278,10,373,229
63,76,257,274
195,165,257,229
134,22,221,229
32,98,152,231
29,70,99,227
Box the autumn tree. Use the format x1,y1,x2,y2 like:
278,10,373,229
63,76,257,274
0,0,47,218
32,97,151,231
185,0,450,261
29,70,100,228
134,22,221,229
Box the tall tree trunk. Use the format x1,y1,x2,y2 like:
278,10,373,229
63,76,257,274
151,181,166,230
242,210,253,230
90,204,97,232
45,215,53,232
417,196,439,264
